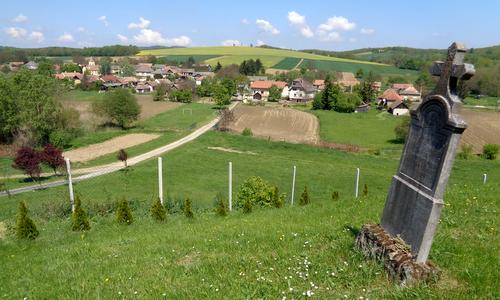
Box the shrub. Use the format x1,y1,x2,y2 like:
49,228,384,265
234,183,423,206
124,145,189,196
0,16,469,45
72,195,90,231
457,144,473,160
215,193,228,216
299,186,310,206
482,144,499,160
12,146,41,181
41,144,65,175
363,184,368,197
16,201,39,239
236,176,274,208
270,186,285,208
184,197,194,218
117,149,128,167
242,197,253,214
394,116,411,142
93,89,141,128
242,127,253,136
150,197,167,222
116,197,133,225
331,191,339,201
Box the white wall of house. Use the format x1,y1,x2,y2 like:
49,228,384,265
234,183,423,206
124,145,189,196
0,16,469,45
392,108,409,116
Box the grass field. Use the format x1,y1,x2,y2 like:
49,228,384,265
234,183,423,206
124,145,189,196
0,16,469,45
271,57,302,70
57,90,106,102
158,55,222,64
463,96,500,107
204,55,285,68
0,130,498,298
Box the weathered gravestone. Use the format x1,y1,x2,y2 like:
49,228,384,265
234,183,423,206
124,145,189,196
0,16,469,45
356,42,475,282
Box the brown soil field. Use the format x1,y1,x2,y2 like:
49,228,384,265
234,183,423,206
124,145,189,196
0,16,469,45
63,133,160,162
63,95,181,129
227,105,319,144
460,109,500,153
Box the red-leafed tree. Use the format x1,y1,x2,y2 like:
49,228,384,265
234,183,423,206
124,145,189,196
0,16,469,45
117,149,128,167
41,144,65,175
12,146,42,181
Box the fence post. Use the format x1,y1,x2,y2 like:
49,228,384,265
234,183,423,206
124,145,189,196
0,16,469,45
483,173,487,185
291,165,296,205
228,162,232,211
65,158,75,212
355,168,360,198
158,157,163,204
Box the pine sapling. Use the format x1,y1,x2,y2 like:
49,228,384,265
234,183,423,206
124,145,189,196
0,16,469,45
16,201,39,240
271,186,283,208
116,197,133,225
215,193,228,216
72,195,90,231
299,186,310,206
331,191,339,201
151,196,167,222
184,197,194,218
363,184,368,197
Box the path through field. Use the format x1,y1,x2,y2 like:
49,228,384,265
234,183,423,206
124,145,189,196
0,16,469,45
63,133,160,162
227,105,320,144
461,109,500,153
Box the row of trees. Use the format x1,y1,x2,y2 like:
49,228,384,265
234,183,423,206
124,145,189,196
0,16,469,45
312,75,364,113
12,144,65,181
239,59,264,75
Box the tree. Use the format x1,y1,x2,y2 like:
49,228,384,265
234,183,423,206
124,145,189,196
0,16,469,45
214,61,222,72
184,197,194,218
16,201,39,240
116,197,133,224
41,144,64,175
212,82,231,106
93,89,140,128
61,63,82,73
362,184,368,197
196,79,213,97
36,59,55,76
153,84,168,101
321,75,340,110
312,92,323,110
268,85,282,102
355,68,364,79
186,56,196,67
394,116,411,142
334,93,361,113
151,197,167,222
120,63,135,77
72,195,91,231
12,146,41,181
299,186,310,206
270,186,284,208
99,57,112,75
215,193,228,216
117,149,128,167
358,71,377,103
169,89,193,103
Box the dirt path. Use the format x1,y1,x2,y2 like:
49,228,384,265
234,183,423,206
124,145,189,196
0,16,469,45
227,105,319,144
63,133,161,162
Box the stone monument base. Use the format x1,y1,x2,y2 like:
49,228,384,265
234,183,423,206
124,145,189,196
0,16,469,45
355,224,440,284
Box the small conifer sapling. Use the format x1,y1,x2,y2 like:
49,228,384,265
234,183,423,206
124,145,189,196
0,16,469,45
116,197,133,224
299,186,310,206
363,184,368,197
16,201,39,239
72,195,91,231
215,193,228,216
151,197,167,222
184,197,194,218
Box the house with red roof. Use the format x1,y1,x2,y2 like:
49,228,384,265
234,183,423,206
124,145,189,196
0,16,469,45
387,100,410,116
392,83,421,101
249,80,289,101
313,79,325,91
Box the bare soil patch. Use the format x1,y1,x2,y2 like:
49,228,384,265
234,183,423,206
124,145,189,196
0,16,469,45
460,109,500,153
207,147,257,155
63,133,160,162
227,105,319,144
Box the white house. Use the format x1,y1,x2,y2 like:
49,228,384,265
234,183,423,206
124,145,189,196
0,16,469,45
388,100,409,116
288,78,315,102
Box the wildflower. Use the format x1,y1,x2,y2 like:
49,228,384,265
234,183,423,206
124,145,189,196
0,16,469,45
134,291,138,295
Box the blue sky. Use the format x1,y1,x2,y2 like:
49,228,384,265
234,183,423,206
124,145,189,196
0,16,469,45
1,0,499,50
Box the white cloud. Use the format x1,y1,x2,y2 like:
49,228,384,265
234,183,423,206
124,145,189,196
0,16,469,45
4,27,27,38
77,26,86,33
318,16,356,32
117,34,129,42
319,31,341,42
58,33,74,42
288,11,313,38
241,18,249,24
221,39,241,46
133,29,191,46
98,15,108,27
360,28,375,35
29,31,44,43
256,40,265,46
256,19,280,35
128,17,151,29
13,14,28,23
288,11,306,26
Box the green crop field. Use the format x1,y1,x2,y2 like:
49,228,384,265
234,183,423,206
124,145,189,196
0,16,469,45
158,55,222,64
302,59,418,79
271,57,302,70
204,55,285,68
0,130,498,299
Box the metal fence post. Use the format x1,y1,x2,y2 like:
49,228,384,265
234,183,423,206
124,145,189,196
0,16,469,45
229,162,232,211
355,168,360,198
158,157,163,204
65,158,75,212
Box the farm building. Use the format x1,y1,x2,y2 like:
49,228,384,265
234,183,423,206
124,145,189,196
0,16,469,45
289,78,316,102
24,61,38,70
313,79,325,91
387,100,409,116
135,63,154,79
378,88,403,107
135,82,154,93
397,85,421,102
335,72,360,90
249,80,288,101
55,72,83,85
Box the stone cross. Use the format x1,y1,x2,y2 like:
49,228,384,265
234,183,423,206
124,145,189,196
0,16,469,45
380,42,475,263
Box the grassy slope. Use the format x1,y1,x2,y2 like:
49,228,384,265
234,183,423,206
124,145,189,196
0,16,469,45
303,59,418,79
0,131,498,298
271,57,302,70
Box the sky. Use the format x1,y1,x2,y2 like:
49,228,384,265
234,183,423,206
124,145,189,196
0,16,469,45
1,0,499,51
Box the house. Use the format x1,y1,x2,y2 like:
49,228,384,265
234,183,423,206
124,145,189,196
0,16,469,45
289,78,316,102
9,62,25,71
135,63,154,79
313,79,325,91
110,65,122,75
83,57,101,76
378,88,403,107
247,75,268,82
55,72,83,84
335,72,360,89
249,80,288,101
387,100,409,116
135,82,153,93
101,74,120,84
193,64,212,72
193,71,215,85
120,76,139,86
398,85,421,102
178,68,195,77
24,61,38,70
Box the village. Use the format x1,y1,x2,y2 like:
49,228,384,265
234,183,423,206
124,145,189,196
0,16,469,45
4,57,422,116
